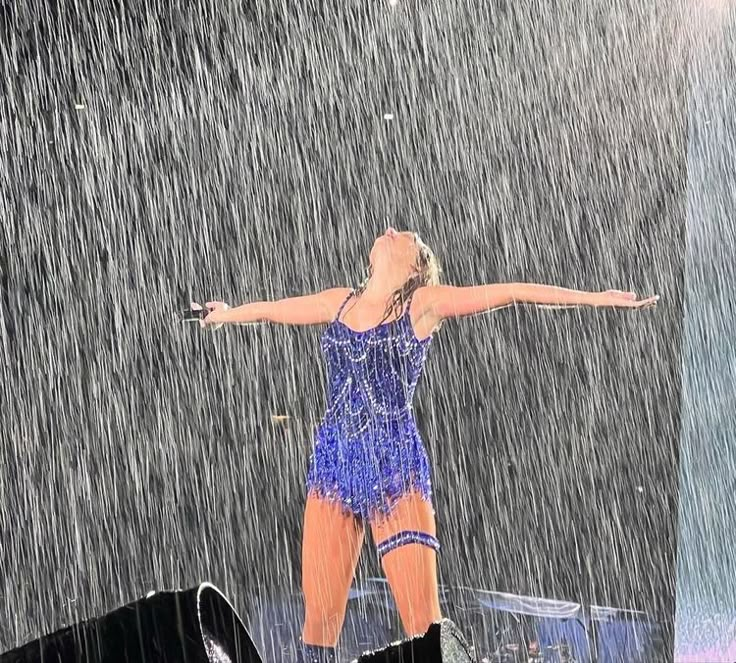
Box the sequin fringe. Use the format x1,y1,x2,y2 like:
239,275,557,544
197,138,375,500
309,290,436,521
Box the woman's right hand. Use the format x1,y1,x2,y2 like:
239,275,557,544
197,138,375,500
191,301,230,329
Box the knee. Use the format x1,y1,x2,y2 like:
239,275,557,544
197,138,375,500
303,593,345,626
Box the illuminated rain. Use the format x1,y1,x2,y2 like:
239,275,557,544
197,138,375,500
2,0,733,662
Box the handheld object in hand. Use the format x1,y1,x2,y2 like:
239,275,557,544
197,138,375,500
181,304,209,322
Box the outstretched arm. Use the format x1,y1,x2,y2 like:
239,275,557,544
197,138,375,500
420,283,658,321
200,287,352,327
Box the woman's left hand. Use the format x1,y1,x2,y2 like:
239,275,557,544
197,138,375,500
596,290,660,308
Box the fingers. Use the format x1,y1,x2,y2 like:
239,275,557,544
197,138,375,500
638,295,659,308
630,295,659,308
200,313,220,329
189,300,229,328
607,292,659,308
191,301,221,309
190,302,214,326
205,301,230,309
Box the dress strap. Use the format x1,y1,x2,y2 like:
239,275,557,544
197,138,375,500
402,288,418,318
334,290,355,322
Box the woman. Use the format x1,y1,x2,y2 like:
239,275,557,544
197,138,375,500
198,227,658,662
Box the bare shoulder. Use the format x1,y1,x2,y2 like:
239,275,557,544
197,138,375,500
321,286,354,318
410,285,447,337
411,285,449,310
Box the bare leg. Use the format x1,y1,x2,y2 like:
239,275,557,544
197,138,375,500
301,493,365,647
370,492,442,637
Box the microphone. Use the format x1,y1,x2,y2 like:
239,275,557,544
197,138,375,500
180,303,210,322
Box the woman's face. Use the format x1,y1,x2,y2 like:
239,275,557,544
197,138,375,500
370,227,420,271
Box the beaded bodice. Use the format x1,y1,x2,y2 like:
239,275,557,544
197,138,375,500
318,290,432,436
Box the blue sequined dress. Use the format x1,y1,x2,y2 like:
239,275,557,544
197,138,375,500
306,290,434,522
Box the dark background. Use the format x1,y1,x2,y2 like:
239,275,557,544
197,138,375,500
0,0,687,655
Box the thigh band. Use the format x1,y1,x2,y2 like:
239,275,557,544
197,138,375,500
376,530,440,559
